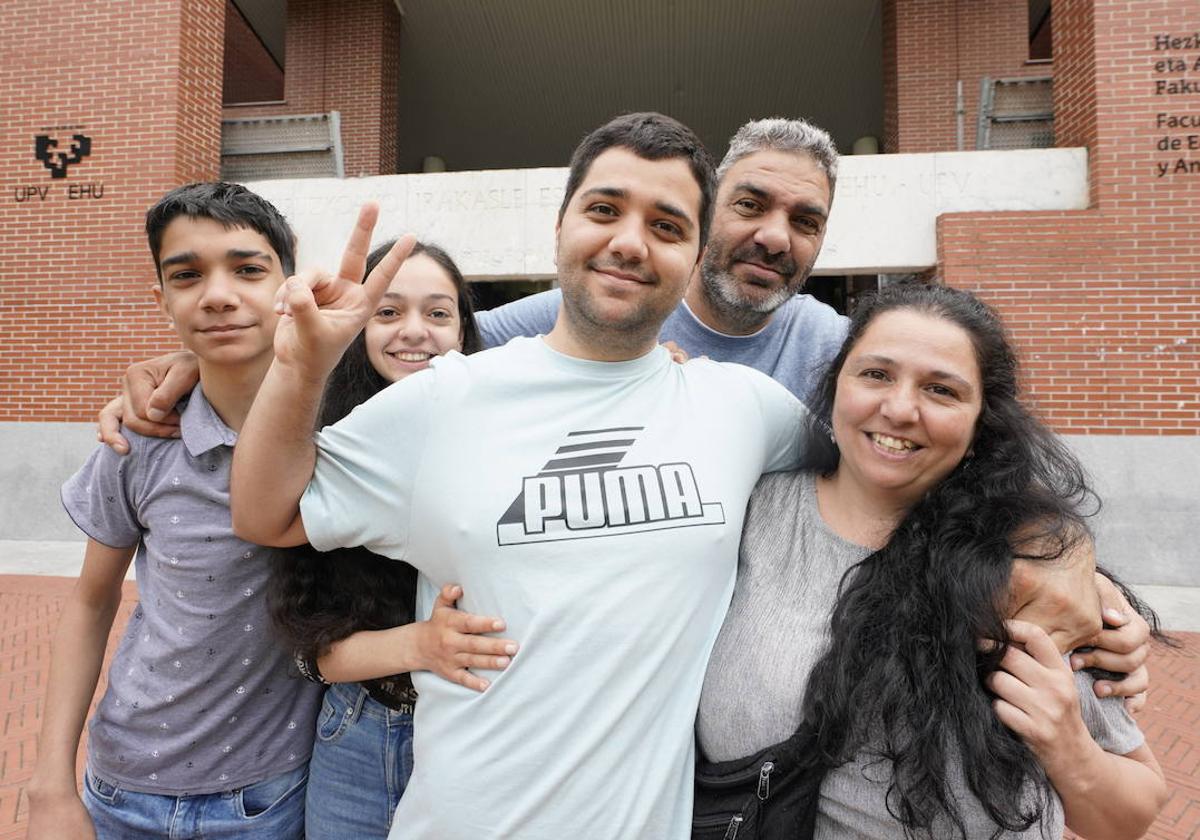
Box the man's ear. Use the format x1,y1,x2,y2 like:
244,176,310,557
152,284,172,325
553,219,560,267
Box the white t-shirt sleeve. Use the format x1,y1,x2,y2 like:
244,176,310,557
300,371,436,559
740,366,836,473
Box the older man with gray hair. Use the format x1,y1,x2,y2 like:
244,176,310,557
479,116,848,407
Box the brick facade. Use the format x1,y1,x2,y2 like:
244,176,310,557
0,0,224,422
883,0,1050,153
222,0,402,178
929,0,1200,434
2,0,1194,434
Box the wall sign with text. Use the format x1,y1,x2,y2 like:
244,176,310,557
1153,32,1200,178
12,125,106,203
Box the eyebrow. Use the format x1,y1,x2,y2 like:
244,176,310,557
381,291,457,303
227,249,274,262
159,251,199,269
159,249,274,269
732,181,828,221
732,182,771,201
855,354,975,392
580,186,695,232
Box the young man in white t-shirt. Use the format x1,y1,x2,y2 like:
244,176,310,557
229,113,828,839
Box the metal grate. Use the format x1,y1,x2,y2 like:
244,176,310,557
976,77,1054,150
220,113,344,180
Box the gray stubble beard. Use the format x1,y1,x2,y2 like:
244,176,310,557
697,256,810,334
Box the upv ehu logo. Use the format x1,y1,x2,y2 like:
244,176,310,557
35,133,92,178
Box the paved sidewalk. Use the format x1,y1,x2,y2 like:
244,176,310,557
2,574,1197,839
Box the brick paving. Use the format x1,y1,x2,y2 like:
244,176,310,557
0,574,1196,840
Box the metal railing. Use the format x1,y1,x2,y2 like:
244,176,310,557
976,77,1054,150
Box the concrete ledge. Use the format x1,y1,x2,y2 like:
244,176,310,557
1064,434,1200,588
1135,585,1200,634
244,148,1089,279
0,422,98,541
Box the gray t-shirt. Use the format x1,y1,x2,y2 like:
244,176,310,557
699,470,1145,839
476,289,849,409
62,384,323,795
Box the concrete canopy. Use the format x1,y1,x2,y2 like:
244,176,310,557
394,0,883,172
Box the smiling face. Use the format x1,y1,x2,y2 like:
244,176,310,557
153,216,284,368
698,149,830,333
364,252,464,382
832,308,984,508
553,146,703,358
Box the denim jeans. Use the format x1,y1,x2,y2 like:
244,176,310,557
82,762,307,840
304,682,415,840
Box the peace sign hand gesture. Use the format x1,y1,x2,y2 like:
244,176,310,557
272,203,415,385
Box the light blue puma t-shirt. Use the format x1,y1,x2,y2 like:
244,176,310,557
476,288,849,408
300,336,827,839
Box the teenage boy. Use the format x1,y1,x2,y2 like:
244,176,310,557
27,183,323,840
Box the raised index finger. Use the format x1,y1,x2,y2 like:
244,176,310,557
336,202,381,284
361,234,418,308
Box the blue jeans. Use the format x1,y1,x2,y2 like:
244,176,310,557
304,682,415,840
82,762,307,840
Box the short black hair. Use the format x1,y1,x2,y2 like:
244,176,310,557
145,182,296,282
558,112,717,249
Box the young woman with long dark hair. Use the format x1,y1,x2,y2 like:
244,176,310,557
267,241,509,839
696,283,1167,839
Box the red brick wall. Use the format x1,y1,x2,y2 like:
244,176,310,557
935,0,1200,434
884,0,1050,152
222,0,401,176
0,0,224,422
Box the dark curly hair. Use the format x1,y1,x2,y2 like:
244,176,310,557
801,282,1131,837
268,239,480,663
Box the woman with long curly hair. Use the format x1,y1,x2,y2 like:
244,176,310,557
267,240,513,839
696,283,1167,839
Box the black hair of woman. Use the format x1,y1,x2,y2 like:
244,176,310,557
268,239,481,662
802,282,1160,837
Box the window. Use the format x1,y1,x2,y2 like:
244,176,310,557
1028,0,1052,62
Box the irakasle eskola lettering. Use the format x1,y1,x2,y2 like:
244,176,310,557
1153,32,1200,178
495,427,725,546
13,126,105,203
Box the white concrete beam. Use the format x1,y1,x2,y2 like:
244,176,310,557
244,147,1089,280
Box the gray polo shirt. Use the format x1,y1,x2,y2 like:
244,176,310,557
62,384,323,795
